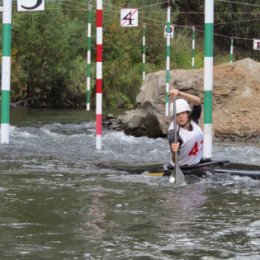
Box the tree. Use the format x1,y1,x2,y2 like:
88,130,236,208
11,3,87,107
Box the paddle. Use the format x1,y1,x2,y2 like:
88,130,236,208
169,97,186,185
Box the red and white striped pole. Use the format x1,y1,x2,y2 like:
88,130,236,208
96,0,103,149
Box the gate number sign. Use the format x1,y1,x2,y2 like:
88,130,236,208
17,0,45,12
164,25,174,38
253,39,260,50
121,9,138,27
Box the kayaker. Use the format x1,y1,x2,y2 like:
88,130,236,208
166,89,203,172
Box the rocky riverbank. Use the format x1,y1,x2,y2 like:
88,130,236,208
116,58,260,142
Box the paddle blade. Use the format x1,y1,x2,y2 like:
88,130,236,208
175,165,186,185
169,175,175,183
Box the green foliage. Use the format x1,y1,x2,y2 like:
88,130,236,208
2,0,259,109
11,3,86,107
174,0,260,61
171,32,195,69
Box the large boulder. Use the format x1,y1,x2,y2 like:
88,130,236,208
119,58,260,141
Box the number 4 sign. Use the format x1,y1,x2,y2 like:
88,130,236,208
121,9,138,27
17,0,45,12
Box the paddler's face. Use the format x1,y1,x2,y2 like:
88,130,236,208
176,112,189,126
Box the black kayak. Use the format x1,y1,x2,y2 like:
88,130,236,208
160,159,260,179
96,159,260,179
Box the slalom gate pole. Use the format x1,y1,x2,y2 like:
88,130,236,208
1,0,12,144
203,0,214,159
230,37,233,64
86,2,92,111
142,23,146,81
96,0,103,149
192,26,195,69
165,4,171,117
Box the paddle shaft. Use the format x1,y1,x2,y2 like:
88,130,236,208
171,97,185,185
173,97,178,175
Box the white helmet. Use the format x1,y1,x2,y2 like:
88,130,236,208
169,99,191,116
175,99,191,114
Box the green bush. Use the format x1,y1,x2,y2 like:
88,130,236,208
1,0,258,109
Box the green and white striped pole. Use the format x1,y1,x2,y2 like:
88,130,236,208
230,37,233,64
203,0,214,159
86,3,92,111
192,26,195,68
142,23,146,81
165,4,171,117
1,0,12,144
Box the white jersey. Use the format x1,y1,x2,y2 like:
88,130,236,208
168,120,203,166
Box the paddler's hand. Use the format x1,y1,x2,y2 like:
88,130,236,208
171,142,180,153
168,89,180,99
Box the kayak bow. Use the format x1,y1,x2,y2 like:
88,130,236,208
96,160,260,180
145,160,260,179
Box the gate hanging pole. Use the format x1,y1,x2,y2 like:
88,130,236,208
96,0,103,149
1,0,12,144
203,0,214,159
165,2,171,117
86,2,92,111
192,26,196,69
230,37,234,64
142,23,146,81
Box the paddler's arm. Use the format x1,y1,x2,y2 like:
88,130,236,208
171,143,180,163
169,89,201,106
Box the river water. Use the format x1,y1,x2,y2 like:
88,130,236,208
0,109,259,260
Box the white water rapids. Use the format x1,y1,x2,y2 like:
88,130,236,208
0,113,259,260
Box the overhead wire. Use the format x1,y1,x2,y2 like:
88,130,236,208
103,1,168,10
102,1,260,40
12,0,260,42
216,0,260,8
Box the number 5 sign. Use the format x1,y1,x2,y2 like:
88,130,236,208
17,0,45,12
121,9,138,27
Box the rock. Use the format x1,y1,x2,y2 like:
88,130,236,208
119,58,260,141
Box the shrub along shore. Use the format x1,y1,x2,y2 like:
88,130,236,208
1,0,259,109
